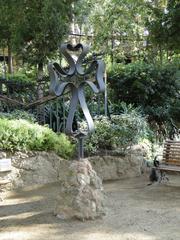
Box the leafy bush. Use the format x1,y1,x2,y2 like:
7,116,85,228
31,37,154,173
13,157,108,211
0,110,36,123
0,118,75,159
108,62,180,125
84,106,150,155
6,72,35,84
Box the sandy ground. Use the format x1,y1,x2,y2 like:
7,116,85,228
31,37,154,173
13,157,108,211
0,175,180,240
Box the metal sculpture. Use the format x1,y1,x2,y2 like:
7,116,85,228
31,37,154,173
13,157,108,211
48,43,105,159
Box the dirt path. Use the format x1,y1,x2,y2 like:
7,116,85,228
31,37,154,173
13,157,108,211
0,175,180,240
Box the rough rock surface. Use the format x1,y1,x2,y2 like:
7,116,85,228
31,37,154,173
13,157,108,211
0,151,65,190
89,144,149,181
0,144,149,191
54,159,105,220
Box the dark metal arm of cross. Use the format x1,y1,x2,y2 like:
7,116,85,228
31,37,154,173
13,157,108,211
48,43,105,159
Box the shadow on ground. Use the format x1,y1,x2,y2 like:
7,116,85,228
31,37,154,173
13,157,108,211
0,175,180,240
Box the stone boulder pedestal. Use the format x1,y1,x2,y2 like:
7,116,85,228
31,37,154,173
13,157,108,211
54,159,105,221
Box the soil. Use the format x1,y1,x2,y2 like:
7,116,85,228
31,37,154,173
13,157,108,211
0,175,180,240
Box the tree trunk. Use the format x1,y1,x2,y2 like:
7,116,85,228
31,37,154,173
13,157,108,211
7,40,13,74
3,48,7,78
159,45,163,65
37,62,45,124
37,62,44,98
110,39,114,64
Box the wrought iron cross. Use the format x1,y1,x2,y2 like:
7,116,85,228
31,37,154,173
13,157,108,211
48,43,105,158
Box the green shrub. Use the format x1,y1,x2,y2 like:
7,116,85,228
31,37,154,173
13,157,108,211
108,62,180,125
84,106,150,155
6,72,35,84
0,118,75,159
0,110,36,123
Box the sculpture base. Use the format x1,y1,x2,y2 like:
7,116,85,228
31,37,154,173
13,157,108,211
54,159,105,221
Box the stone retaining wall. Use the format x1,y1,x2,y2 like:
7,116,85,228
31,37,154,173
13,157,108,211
0,144,148,191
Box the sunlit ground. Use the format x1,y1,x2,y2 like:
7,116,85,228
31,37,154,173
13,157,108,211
1,176,180,240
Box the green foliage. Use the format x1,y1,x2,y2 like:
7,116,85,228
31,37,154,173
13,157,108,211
169,99,180,126
6,72,35,84
0,0,75,72
0,118,75,159
0,1,14,46
53,134,75,159
74,0,179,63
74,0,150,62
13,0,74,66
146,0,180,52
84,106,149,154
108,62,180,124
0,110,36,123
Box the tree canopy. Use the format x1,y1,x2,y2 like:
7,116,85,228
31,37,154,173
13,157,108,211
73,0,180,63
0,0,74,70
0,0,179,68
147,0,180,52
